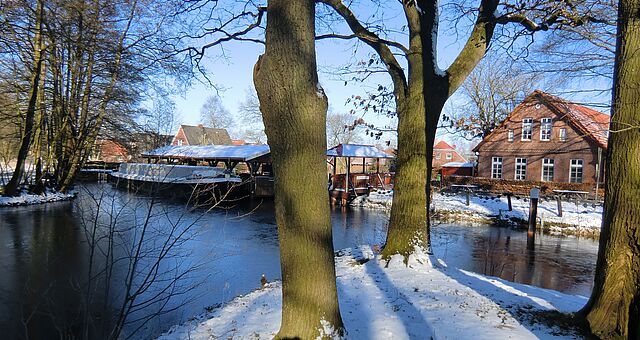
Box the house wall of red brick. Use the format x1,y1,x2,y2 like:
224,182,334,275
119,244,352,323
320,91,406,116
172,127,189,146
433,149,466,169
475,99,606,185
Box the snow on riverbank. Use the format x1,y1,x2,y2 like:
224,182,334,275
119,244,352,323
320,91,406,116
159,246,588,339
355,191,602,237
0,191,76,207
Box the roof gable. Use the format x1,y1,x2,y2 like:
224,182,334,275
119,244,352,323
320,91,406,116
434,140,455,150
473,90,610,151
180,125,232,145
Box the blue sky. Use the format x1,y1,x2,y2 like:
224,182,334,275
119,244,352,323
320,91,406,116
169,2,613,150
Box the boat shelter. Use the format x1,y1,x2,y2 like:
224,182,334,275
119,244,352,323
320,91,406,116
139,143,395,202
142,145,272,175
141,145,274,197
326,144,395,205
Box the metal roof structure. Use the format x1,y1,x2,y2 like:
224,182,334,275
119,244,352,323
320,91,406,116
142,143,395,163
326,144,394,159
142,145,271,162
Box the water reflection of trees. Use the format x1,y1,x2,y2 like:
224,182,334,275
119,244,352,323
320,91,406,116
433,224,597,296
1,185,221,339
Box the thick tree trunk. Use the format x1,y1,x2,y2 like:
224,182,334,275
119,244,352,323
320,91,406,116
381,93,428,258
4,0,44,197
253,0,344,338
581,1,640,338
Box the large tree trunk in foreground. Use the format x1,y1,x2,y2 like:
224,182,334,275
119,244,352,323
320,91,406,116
253,0,344,338
381,93,428,258
581,1,640,338
4,0,44,197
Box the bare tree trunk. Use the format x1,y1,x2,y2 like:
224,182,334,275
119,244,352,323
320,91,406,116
253,0,344,337
382,94,428,258
581,1,640,338
4,0,44,197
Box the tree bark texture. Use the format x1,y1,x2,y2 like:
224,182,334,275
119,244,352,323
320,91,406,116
4,0,44,196
581,1,640,338
253,0,344,338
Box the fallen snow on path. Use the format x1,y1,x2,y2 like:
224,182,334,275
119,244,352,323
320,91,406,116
158,247,587,339
357,191,602,236
0,190,76,207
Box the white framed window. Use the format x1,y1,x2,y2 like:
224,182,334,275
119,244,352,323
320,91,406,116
491,157,503,179
521,118,533,141
540,118,552,141
570,159,584,183
559,128,567,142
435,153,441,160
177,139,183,146
542,158,554,182
515,158,527,180
446,153,452,160
508,129,514,142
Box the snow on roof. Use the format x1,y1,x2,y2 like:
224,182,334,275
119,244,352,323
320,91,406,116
142,145,271,161
442,162,474,168
326,144,394,158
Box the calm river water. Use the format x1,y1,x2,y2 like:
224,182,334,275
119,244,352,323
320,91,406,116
0,184,599,339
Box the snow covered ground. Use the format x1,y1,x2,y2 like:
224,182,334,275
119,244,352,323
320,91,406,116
0,190,76,207
158,246,588,339
355,191,602,237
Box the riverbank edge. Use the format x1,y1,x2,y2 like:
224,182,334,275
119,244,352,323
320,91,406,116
0,191,77,207
357,197,601,239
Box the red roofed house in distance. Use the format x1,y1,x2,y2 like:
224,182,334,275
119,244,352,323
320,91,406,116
473,90,610,185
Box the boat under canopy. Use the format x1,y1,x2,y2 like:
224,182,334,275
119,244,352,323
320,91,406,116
110,163,241,184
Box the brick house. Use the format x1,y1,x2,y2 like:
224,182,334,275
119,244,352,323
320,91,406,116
171,124,232,146
473,90,609,185
89,140,130,163
433,140,467,170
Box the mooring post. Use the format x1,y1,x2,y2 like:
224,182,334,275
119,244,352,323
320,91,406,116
507,193,513,211
556,195,563,217
528,187,540,236
465,188,470,206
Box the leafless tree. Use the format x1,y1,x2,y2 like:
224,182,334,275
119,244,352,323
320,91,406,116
200,95,235,130
443,55,548,140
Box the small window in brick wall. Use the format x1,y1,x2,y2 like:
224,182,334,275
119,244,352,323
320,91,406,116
515,158,527,180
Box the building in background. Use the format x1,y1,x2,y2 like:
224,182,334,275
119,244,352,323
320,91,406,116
171,124,232,146
433,140,467,171
473,90,609,184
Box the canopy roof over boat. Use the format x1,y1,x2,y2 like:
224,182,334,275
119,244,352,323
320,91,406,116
142,143,394,163
326,144,394,159
142,145,271,162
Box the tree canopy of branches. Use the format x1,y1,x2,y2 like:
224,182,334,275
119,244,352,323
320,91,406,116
443,55,545,139
315,0,612,258
200,94,234,129
0,0,189,195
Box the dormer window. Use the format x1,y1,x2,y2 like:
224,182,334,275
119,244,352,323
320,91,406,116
540,118,552,141
521,118,533,141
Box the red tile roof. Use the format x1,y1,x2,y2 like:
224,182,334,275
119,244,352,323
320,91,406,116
535,90,610,148
434,140,455,150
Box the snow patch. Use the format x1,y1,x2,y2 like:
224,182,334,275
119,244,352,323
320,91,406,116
158,246,588,339
357,191,602,235
0,190,76,207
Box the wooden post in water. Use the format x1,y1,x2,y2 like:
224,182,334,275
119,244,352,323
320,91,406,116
506,193,513,211
528,187,540,236
556,195,563,217
465,188,470,206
